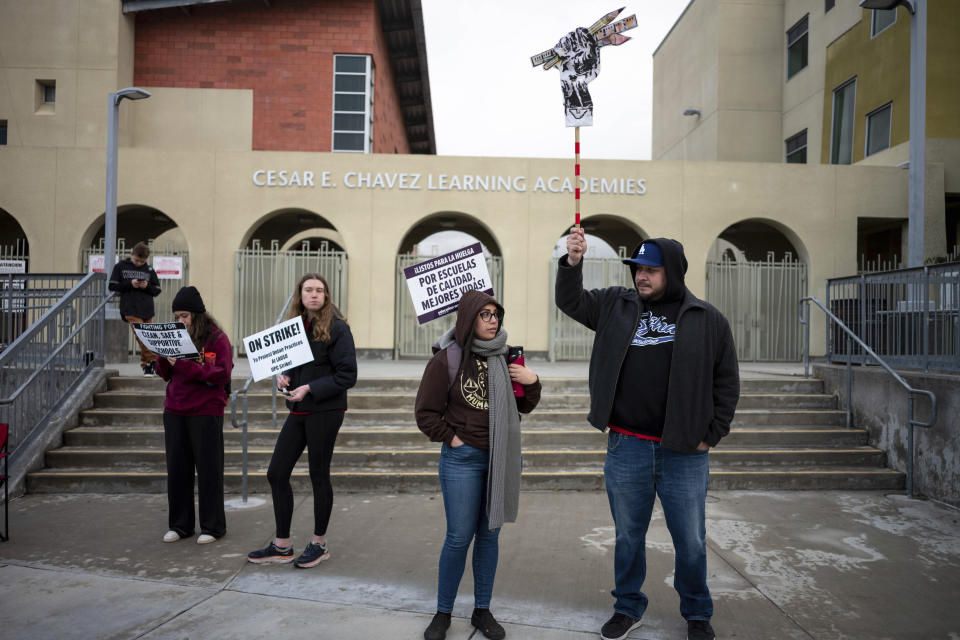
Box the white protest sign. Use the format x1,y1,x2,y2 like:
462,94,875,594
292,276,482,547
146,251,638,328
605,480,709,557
243,317,314,382
403,243,494,325
153,256,183,279
131,322,199,359
0,260,26,274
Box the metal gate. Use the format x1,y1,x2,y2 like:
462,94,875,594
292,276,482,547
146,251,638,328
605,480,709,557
0,240,30,350
706,252,807,361
394,253,503,358
235,240,348,356
548,253,632,360
82,239,190,354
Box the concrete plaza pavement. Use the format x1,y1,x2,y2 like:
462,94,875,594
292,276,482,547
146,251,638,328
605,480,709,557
1,488,959,640
3,359,959,639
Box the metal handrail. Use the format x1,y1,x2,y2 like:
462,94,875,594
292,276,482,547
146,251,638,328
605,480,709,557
0,293,114,406
229,291,295,503
0,273,109,462
799,296,937,497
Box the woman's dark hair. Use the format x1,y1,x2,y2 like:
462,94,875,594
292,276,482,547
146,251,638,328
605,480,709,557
186,311,222,350
287,272,346,342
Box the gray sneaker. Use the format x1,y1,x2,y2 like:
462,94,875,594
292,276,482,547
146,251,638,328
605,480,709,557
247,541,294,564
294,541,329,568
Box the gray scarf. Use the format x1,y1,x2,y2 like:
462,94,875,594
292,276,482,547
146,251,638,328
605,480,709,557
471,330,522,530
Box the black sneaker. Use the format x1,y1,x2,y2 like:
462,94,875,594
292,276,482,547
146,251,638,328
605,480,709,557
600,612,642,640
142,362,156,377
247,541,294,564
294,541,329,568
687,619,716,640
423,612,451,640
471,608,505,640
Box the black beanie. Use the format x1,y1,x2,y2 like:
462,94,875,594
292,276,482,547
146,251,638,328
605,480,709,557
172,286,205,314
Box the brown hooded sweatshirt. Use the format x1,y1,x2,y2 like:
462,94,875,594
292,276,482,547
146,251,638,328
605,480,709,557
415,290,542,449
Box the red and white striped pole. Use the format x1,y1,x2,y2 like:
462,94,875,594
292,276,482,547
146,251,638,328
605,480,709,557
575,126,581,228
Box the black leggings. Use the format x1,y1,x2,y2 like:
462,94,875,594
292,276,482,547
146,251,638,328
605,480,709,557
267,411,344,538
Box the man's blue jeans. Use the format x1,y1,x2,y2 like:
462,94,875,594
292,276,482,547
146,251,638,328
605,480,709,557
604,432,712,621
436,442,500,613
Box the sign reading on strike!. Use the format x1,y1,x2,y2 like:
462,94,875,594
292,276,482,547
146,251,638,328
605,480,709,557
403,243,494,325
244,317,314,382
132,322,199,359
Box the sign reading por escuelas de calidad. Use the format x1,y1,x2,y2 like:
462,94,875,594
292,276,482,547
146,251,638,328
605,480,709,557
252,169,647,195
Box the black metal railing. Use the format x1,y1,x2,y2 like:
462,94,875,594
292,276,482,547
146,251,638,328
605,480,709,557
800,296,937,497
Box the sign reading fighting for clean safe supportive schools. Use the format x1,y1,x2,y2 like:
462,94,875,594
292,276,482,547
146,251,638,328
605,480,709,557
244,317,314,382
403,243,494,325
132,322,199,359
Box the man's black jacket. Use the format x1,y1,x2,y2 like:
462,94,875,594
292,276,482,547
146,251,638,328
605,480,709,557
554,238,740,453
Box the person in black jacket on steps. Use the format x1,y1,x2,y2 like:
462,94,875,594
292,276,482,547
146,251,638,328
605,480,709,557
108,242,161,376
555,229,739,640
247,272,357,569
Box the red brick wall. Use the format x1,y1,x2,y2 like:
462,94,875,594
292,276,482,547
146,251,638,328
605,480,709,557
134,0,410,153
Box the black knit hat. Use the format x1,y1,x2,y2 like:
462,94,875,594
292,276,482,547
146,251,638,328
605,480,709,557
172,286,205,314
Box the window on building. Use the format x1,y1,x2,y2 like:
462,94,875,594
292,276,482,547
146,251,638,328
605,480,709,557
786,15,809,80
825,0,835,13
785,130,807,163
871,8,897,37
35,80,56,114
38,80,55,104
865,102,892,157
830,78,856,164
0,120,7,145
332,54,374,153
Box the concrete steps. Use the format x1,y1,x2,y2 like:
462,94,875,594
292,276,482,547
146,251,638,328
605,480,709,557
26,375,906,493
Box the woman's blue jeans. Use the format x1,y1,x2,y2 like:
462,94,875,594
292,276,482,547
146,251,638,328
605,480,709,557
604,431,713,621
436,442,501,613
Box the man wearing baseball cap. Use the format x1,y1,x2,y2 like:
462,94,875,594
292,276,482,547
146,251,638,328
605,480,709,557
555,227,739,640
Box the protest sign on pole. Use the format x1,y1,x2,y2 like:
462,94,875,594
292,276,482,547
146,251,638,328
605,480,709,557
152,255,183,279
243,317,315,382
403,242,494,325
131,322,200,359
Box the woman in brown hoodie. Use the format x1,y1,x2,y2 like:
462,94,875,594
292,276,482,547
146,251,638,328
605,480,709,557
415,289,542,640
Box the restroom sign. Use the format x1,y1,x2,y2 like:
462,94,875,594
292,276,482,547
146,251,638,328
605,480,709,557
403,243,494,324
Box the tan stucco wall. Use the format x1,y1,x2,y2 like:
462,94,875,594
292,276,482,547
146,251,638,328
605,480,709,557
0,0,131,149
652,0,719,161
0,135,910,356
655,0,784,163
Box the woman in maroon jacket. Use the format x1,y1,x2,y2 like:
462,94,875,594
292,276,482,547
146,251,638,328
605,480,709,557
155,286,233,545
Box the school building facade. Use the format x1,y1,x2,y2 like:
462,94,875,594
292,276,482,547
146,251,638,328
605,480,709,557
0,0,955,359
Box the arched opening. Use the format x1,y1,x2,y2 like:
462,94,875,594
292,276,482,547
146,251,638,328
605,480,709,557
235,210,348,355
0,208,30,271
79,205,189,359
241,208,337,249
549,215,646,360
706,219,808,361
394,212,503,358
0,209,31,350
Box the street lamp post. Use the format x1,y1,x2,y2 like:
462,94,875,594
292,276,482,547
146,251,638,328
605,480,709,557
104,87,151,316
859,0,926,267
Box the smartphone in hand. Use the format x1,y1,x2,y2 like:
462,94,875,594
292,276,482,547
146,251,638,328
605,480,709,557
507,346,525,397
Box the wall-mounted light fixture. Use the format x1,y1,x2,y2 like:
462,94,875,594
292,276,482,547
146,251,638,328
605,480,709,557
682,109,701,117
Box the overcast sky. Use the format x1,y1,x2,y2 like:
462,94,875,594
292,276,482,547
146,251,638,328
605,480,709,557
419,1,691,161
